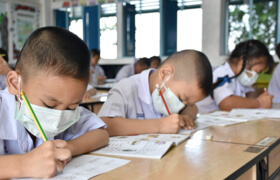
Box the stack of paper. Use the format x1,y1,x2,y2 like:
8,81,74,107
93,134,190,159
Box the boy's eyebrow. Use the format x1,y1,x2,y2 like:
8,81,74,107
43,95,61,103
43,95,82,105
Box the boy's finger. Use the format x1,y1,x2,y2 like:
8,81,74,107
53,139,67,148
55,148,71,162
56,160,66,173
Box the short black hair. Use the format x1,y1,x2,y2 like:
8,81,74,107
137,57,151,67
16,26,90,81
0,48,8,62
150,56,161,64
163,50,213,97
90,48,100,57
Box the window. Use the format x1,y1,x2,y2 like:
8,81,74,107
177,8,202,51
227,0,276,53
69,19,83,40
135,12,160,58
100,16,117,59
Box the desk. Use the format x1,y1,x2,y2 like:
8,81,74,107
91,140,268,180
191,119,280,178
80,93,108,114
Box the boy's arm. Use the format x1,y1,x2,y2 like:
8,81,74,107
101,115,195,137
0,140,70,179
179,105,198,120
66,128,109,156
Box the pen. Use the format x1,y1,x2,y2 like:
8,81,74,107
156,84,171,115
20,91,48,141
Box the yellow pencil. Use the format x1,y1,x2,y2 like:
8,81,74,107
0,54,5,57
20,91,48,141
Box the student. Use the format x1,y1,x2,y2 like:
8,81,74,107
98,50,213,136
268,43,280,103
0,48,12,90
0,27,109,179
150,56,161,69
90,48,106,85
196,40,274,113
83,84,97,101
115,57,150,82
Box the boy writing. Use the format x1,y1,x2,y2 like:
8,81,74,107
98,50,213,136
0,27,109,179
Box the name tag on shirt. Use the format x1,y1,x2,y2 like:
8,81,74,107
137,113,145,119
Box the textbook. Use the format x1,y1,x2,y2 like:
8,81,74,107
13,155,130,180
93,134,190,159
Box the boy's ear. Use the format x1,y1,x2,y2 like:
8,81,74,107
6,71,20,95
159,64,174,82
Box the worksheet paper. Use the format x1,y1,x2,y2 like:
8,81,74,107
178,122,212,134
229,108,280,120
13,155,130,180
93,134,188,159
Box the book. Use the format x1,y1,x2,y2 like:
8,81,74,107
93,134,190,159
13,155,130,180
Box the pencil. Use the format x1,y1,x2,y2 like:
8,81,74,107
20,91,48,141
156,85,171,115
264,88,268,95
0,54,5,57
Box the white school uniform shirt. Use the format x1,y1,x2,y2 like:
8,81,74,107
91,64,105,77
0,75,7,90
196,62,254,113
0,88,106,155
115,64,135,82
268,63,280,103
98,68,163,120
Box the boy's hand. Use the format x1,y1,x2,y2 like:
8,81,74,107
22,140,71,179
159,114,196,134
257,93,274,108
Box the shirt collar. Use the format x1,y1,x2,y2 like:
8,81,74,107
137,68,156,105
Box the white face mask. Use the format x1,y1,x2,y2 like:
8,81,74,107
152,75,185,115
237,69,259,87
14,76,80,139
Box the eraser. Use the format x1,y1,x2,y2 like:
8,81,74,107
205,134,213,141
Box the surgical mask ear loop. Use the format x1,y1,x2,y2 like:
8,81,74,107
156,84,171,115
159,74,172,91
17,75,23,103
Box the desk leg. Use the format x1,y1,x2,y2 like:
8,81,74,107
257,159,268,180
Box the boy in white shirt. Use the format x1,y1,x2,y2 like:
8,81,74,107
115,57,150,82
90,48,106,85
0,27,109,179
99,50,213,136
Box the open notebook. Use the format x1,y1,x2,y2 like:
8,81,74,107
93,134,190,159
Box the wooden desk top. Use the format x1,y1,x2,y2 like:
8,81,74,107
191,119,280,146
91,140,267,180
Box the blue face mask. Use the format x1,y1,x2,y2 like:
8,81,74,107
151,75,185,115
14,76,81,138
